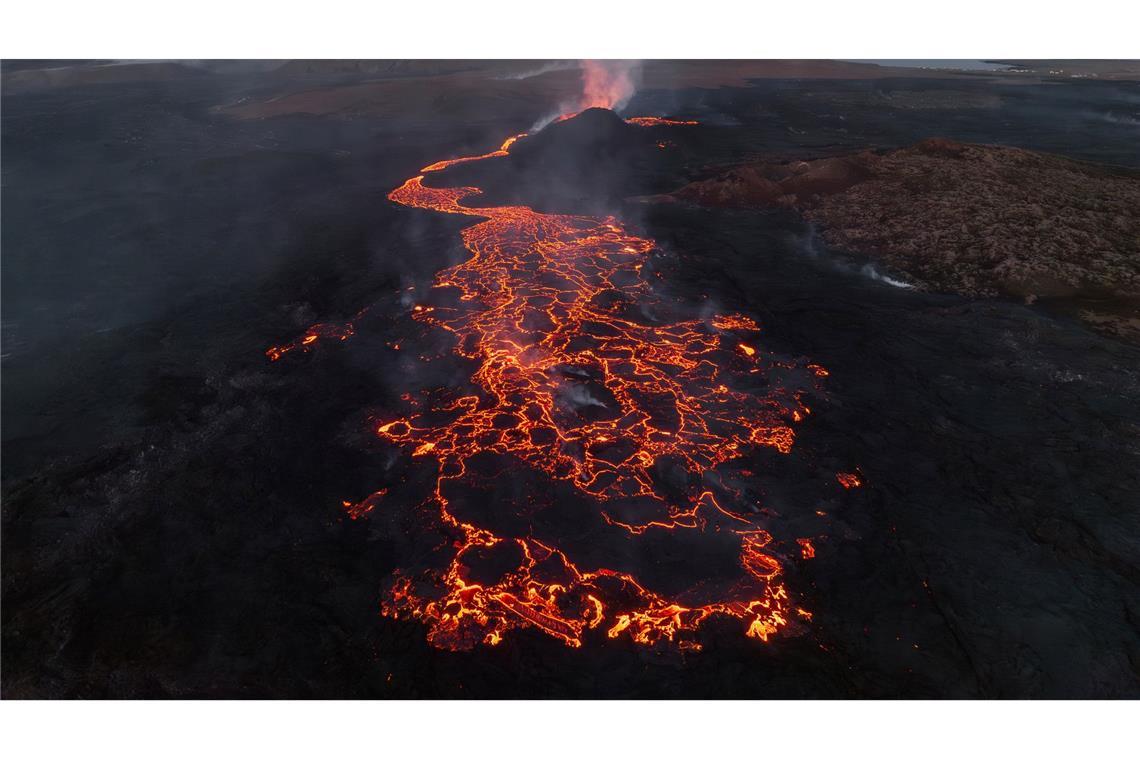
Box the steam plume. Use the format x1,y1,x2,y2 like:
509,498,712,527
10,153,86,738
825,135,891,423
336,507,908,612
578,60,640,111
532,60,643,130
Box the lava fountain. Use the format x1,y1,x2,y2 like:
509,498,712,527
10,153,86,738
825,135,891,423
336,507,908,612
579,60,639,111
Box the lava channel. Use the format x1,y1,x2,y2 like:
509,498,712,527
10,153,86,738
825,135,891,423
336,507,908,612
272,111,833,652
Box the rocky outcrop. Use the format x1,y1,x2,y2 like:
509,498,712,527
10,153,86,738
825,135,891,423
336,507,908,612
672,153,877,208
664,140,1140,340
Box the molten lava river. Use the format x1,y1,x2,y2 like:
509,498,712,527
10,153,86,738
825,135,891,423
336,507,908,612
268,113,853,653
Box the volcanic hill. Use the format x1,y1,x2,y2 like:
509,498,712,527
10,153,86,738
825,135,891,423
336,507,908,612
659,139,1140,340
439,108,668,214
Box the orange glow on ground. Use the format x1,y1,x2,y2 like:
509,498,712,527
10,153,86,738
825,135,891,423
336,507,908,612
271,112,851,652
265,317,359,362
797,538,817,559
624,117,700,127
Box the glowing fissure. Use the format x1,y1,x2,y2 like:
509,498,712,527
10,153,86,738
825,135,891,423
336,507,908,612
624,116,699,127
272,112,832,651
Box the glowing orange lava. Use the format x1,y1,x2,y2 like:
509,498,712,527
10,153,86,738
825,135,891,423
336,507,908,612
796,538,817,559
265,312,364,362
420,134,527,174
372,114,828,652
624,117,700,127
579,60,637,111
271,110,840,652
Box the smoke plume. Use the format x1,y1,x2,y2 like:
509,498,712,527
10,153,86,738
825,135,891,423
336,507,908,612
531,60,643,131
578,60,641,111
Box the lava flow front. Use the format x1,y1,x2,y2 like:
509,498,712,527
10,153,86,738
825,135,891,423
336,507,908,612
273,109,831,652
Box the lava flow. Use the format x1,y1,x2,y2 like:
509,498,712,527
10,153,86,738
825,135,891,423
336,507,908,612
624,116,699,127
272,109,832,652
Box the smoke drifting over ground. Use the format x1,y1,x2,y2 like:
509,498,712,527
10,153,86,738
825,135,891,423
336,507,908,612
496,61,578,80
858,263,913,288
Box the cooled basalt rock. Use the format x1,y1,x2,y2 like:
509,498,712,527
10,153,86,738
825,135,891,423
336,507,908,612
512,107,641,162
670,153,878,208
664,140,1140,340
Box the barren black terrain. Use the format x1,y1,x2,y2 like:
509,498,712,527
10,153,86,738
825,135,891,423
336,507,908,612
3,60,1139,698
